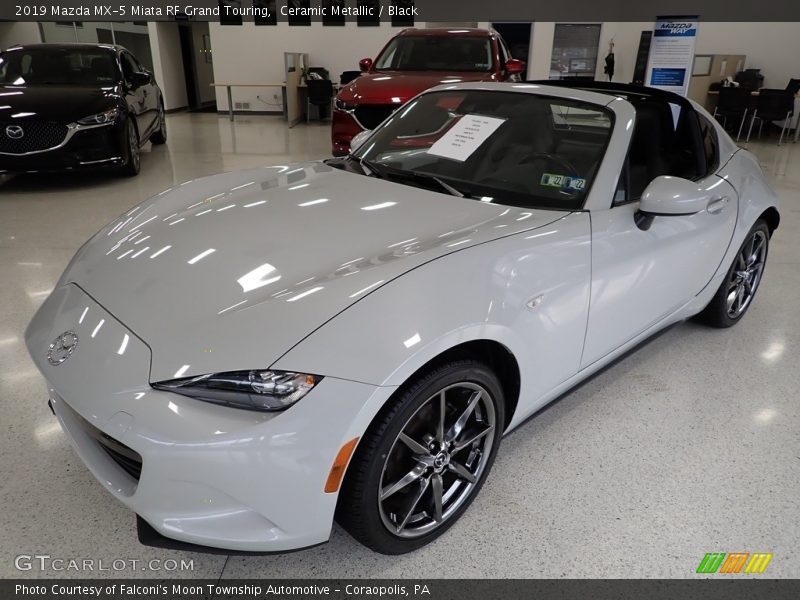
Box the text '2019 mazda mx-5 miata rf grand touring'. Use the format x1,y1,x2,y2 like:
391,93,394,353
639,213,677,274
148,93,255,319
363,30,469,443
26,81,779,554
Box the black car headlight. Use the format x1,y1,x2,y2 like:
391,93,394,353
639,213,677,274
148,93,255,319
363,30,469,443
77,108,120,125
334,98,356,111
152,370,321,412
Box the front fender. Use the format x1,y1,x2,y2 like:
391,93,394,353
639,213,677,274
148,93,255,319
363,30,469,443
272,212,592,431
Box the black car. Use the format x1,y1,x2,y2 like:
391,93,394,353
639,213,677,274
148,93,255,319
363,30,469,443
0,43,166,176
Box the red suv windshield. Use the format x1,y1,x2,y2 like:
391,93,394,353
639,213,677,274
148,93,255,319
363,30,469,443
373,36,493,72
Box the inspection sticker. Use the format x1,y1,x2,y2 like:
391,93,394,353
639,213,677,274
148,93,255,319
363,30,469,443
540,173,586,191
427,114,506,162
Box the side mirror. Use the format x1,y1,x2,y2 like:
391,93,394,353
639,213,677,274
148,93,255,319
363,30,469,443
130,71,151,87
359,58,373,73
504,58,526,76
636,176,710,230
350,130,372,153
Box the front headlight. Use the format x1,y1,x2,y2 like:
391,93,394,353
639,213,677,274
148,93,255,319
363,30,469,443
77,108,119,126
335,98,356,111
152,370,321,412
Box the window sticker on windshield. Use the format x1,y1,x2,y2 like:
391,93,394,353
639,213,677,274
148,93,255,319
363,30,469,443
540,173,586,191
427,114,506,162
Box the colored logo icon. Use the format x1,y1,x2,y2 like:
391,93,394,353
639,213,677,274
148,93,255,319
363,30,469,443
696,552,773,574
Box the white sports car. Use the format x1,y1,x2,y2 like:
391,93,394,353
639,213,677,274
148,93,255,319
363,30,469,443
26,81,779,555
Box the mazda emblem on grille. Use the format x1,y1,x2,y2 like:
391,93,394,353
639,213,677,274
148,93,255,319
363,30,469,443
47,331,79,366
5,125,24,139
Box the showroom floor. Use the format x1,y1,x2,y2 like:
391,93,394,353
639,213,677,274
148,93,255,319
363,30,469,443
1,112,798,579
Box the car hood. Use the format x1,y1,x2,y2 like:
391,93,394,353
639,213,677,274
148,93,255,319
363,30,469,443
340,71,497,105
60,162,566,381
0,84,119,122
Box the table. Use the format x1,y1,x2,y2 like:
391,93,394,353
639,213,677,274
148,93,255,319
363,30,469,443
211,81,342,123
210,83,284,122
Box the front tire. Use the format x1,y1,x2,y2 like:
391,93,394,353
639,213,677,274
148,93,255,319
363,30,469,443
698,219,769,328
337,360,504,554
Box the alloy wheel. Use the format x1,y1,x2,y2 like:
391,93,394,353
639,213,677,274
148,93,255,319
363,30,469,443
726,229,767,318
378,382,496,538
128,122,139,169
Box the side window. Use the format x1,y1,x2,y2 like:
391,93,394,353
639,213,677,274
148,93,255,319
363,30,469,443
697,113,719,176
627,100,704,201
497,38,509,65
120,53,137,83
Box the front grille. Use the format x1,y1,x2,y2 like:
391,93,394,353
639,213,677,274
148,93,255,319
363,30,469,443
96,432,143,480
75,411,143,481
0,121,69,154
353,104,398,130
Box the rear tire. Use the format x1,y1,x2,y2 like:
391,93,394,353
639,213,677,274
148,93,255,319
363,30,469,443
336,360,504,554
697,219,769,328
120,118,140,177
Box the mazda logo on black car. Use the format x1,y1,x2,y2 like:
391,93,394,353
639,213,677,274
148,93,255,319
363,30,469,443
5,125,24,139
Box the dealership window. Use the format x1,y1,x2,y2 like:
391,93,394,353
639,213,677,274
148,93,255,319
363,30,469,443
39,22,153,70
549,24,601,79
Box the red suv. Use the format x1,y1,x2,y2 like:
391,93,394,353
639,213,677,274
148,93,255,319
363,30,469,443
331,28,525,156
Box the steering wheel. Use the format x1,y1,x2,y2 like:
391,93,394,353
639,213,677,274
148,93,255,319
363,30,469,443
519,152,580,177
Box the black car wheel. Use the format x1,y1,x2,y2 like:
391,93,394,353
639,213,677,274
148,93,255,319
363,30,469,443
120,118,140,177
150,103,167,145
698,219,770,328
337,360,504,554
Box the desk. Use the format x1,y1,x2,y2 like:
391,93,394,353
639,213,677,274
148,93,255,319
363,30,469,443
211,81,341,124
210,83,284,122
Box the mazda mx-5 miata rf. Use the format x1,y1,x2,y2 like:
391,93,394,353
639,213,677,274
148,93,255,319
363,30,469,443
26,81,779,555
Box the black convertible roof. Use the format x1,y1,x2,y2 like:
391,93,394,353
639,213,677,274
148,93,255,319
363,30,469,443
526,79,696,109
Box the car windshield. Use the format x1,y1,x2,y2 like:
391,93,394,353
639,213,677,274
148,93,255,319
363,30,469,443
373,36,493,72
353,90,614,210
0,48,119,86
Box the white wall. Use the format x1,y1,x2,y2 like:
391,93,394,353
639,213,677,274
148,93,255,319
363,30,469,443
694,22,800,88
527,22,800,88
206,21,800,112
148,22,188,110
209,22,427,111
0,22,42,50
191,22,216,104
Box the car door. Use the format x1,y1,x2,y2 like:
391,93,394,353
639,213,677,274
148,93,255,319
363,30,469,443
581,104,737,367
119,52,149,138
129,52,159,134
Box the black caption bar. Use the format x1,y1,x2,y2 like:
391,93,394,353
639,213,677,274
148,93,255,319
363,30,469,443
4,0,800,22
3,580,800,600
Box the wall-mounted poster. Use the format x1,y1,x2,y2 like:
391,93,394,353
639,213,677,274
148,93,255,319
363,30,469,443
218,0,243,26
254,0,277,25
391,0,415,27
357,0,380,26
288,0,312,26
645,16,698,97
323,0,346,26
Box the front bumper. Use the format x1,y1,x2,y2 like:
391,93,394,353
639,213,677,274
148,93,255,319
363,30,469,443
26,283,383,552
331,109,362,156
0,123,125,174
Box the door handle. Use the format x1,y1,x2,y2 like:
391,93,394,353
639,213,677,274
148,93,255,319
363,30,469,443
707,196,729,214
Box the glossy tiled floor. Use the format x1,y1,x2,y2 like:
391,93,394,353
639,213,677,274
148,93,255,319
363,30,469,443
1,113,798,579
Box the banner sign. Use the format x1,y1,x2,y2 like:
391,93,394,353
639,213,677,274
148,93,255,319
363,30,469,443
2,2,800,22
645,16,699,97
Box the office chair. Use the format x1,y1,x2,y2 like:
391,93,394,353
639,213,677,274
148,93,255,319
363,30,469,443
340,71,361,85
306,79,335,122
306,67,330,81
712,87,751,141
746,88,794,144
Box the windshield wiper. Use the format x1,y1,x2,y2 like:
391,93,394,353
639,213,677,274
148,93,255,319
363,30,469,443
379,166,469,198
